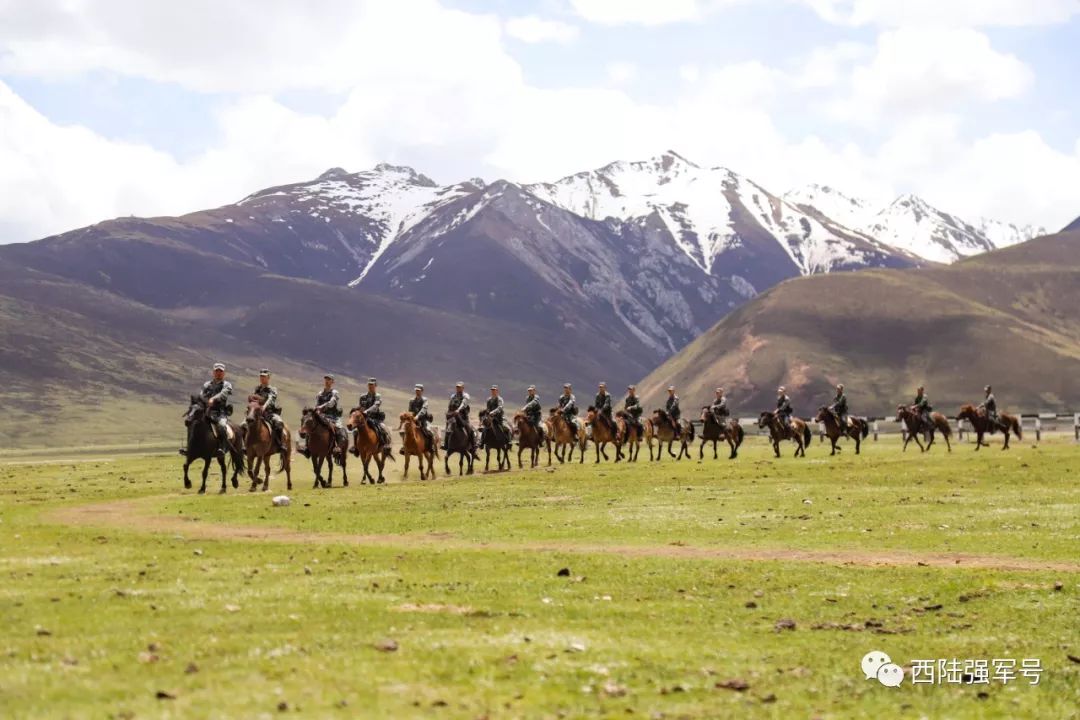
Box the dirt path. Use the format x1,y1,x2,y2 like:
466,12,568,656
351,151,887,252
49,497,1080,573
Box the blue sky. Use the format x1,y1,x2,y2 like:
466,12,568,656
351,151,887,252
1,0,1078,243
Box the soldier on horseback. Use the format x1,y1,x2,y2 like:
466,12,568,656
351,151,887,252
979,385,1008,432
666,385,682,438
201,362,234,457
559,384,580,440
623,385,644,435
913,386,932,433
830,383,848,432
482,385,510,447
522,385,545,443
357,378,392,453
710,387,729,425
406,383,434,451
253,368,285,449
594,382,614,437
776,386,794,433
443,381,476,454
303,374,346,458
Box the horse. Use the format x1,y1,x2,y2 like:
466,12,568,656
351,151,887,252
443,411,477,476
512,412,544,468
757,410,811,458
478,409,512,472
182,395,245,494
347,408,394,484
546,409,585,464
645,409,693,460
299,408,347,488
397,412,437,481
614,410,642,462
698,407,744,460
584,406,623,463
814,406,868,456
895,405,952,452
956,404,1022,450
244,395,292,492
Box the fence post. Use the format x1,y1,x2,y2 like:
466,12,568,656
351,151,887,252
1074,413,1079,441
1034,417,1041,442
873,420,879,442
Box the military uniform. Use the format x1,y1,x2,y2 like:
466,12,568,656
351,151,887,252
253,380,285,446
913,392,932,430
443,389,475,451
624,392,644,434
523,390,545,442
979,390,1006,431
594,390,613,430
558,391,580,437
831,390,848,430
358,384,392,451
484,392,509,444
314,386,347,447
666,392,682,437
407,388,434,448
201,377,234,454
776,393,793,430
710,395,729,425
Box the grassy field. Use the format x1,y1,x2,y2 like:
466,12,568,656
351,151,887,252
1,435,1078,718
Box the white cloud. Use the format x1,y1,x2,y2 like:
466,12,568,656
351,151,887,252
804,0,1080,27
504,15,580,44
605,61,638,85
569,0,732,25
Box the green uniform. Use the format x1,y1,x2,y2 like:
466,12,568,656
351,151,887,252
776,394,793,428
201,379,233,432
253,384,285,439
710,396,729,423
831,391,848,428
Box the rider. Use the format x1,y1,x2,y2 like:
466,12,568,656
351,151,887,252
666,385,682,438
594,382,614,436
522,385,545,443
405,383,434,452
357,377,392,454
623,385,644,436
913,385,932,432
253,368,285,448
830,383,849,432
443,381,476,455
710,387,729,426
776,386,794,432
482,385,509,446
201,362,234,457
305,373,345,458
979,384,1007,432
558,383,580,440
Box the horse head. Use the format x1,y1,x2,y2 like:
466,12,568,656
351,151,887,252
814,406,829,423
757,411,773,428
957,404,977,421
245,395,265,422
585,406,597,424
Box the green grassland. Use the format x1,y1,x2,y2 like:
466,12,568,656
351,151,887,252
1,435,1078,719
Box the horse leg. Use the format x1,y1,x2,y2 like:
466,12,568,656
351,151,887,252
217,456,228,493
975,432,983,451
830,436,837,456
485,447,491,472
403,454,411,481
183,458,193,490
311,456,321,489
248,455,260,492
772,439,780,458
517,445,523,469
1002,431,1010,450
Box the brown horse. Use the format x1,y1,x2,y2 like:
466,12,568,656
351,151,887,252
614,410,642,462
814,406,868,456
895,405,952,452
585,407,623,463
546,409,585,464
244,395,292,491
957,404,1022,450
757,411,811,458
645,409,693,460
513,412,544,468
698,407,744,460
299,408,346,488
397,412,437,480
347,408,394,484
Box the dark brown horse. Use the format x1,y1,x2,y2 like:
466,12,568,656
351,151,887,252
614,410,642,462
513,412,544,468
814,406,868,456
347,408,393,484
585,407,623,463
443,411,477,476
300,408,347,488
757,410,811,458
957,404,1022,450
244,395,291,492
698,407,744,460
397,411,437,481
478,409,512,472
645,409,693,460
182,395,245,494
546,409,585,464
895,405,952,452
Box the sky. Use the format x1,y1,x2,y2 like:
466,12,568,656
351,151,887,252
1,0,1078,243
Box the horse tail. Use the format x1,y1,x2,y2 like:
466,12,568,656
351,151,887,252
802,424,812,447
686,421,695,442
736,424,745,446
1011,416,1022,439
861,419,869,439
938,415,952,438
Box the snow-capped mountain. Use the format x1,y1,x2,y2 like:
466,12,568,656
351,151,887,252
785,184,1044,264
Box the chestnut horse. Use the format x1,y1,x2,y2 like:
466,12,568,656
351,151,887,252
347,408,394,484
182,395,245,494
698,407,744,460
397,411,437,480
585,407,623,463
513,412,544,468
814,406,868,456
300,408,346,488
244,395,292,492
614,410,642,462
546,409,585,464
957,404,1022,450
757,410,811,458
895,405,952,452
645,409,693,461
